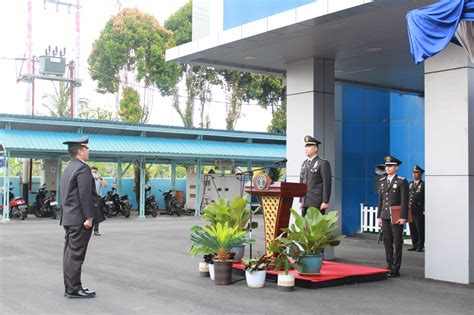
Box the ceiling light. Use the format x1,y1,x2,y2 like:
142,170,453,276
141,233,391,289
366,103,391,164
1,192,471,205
243,56,256,60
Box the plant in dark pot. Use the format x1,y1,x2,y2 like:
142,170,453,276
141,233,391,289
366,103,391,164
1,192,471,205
202,197,257,261
268,235,301,292
286,208,344,275
190,222,254,285
242,254,271,288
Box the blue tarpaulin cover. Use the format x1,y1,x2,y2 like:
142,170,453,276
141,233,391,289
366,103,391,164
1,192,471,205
407,0,474,64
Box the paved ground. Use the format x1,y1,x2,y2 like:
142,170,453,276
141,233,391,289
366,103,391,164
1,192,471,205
0,214,472,315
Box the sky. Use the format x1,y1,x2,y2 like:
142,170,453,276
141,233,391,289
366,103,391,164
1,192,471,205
0,0,273,132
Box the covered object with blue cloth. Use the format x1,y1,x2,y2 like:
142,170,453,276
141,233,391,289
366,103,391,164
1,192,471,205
406,0,474,64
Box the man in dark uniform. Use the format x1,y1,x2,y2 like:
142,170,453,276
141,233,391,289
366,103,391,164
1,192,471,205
300,135,332,216
407,165,425,252
60,136,104,298
377,155,409,278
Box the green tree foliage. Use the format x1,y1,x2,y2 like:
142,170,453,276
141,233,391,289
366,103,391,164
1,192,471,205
88,8,180,95
267,102,286,134
119,87,142,123
41,81,89,117
165,1,219,128
79,102,114,121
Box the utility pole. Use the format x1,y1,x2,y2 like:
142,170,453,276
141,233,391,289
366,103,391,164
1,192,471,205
69,60,75,117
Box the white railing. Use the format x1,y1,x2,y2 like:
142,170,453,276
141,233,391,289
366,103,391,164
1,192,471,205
360,204,411,236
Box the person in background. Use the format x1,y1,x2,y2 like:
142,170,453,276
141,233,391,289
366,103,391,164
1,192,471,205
91,166,108,236
408,165,425,252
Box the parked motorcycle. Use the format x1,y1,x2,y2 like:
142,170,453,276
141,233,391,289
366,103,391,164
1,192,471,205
144,184,158,217
106,185,131,218
160,189,182,217
99,194,114,218
33,185,58,219
0,184,28,220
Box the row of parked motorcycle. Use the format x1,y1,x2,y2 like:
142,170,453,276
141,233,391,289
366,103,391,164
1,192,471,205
1,183,183,220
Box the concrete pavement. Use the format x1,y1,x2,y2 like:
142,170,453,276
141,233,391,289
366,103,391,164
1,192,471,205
0,215,472,314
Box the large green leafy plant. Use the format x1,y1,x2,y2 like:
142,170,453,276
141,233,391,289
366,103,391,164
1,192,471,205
285,208,344,255
268,235,301,275
202,197,257,231
189,222,254,261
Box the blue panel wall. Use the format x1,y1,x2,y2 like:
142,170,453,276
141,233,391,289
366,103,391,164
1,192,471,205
340,85,424,236
1,177,186,210
224,0,315,30
390,92,425,178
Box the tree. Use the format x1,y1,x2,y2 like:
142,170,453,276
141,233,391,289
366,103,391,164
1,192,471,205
41,81,89,117
79,103,114,121
119,87,143,123
267,102,286,134
165,1,219,128
88,8,180,122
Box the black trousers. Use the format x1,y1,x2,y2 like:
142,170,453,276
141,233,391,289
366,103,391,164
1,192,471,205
409,221,419,248
382,219,403,272
93,222,99,233
412,212,425,248
63,225,92,293
301,207,325,217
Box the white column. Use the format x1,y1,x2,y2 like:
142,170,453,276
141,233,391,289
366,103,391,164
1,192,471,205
2,151,10,223
195,160,203,216
286,58,339,259
138,158,146,219
425,44,474,284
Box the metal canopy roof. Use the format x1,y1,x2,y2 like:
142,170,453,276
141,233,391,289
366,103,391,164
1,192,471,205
0,114,286,165
167,0,438,93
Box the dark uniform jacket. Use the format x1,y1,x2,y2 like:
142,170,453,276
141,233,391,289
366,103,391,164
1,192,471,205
60,158,104,226
377,175,409,220
409,180,425,215
300,156,332,208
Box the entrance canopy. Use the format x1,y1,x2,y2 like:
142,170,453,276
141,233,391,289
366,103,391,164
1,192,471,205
167,0,438,93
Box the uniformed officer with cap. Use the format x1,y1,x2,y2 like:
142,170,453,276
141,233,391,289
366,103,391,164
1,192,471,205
300,135,332,216
60,136,104,298
408,165,425,252
377,155,409,278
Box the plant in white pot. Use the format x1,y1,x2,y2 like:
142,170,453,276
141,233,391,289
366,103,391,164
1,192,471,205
202,197,258,261
190,222,254,285
268,235,300,292
241,255,271,288
286,208,344,275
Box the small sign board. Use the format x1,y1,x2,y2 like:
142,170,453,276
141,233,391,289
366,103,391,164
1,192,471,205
215,160,234,171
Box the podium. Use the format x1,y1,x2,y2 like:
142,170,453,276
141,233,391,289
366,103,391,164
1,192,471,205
244,174,307,255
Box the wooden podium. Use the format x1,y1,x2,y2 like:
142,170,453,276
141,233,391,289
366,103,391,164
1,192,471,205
244,174,307,255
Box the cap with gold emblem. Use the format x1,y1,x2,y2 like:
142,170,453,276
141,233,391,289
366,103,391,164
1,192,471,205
304,135,321,146
384,155,402,166
413,164,424,173
63,136,89,150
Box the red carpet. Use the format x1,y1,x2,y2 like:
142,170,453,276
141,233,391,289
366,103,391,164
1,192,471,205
233,261,388,288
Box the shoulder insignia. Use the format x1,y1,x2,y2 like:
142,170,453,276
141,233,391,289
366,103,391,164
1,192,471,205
398,176,405,180
379,177,386,181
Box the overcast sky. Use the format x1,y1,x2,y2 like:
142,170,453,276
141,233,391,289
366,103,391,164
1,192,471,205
0,0,273,132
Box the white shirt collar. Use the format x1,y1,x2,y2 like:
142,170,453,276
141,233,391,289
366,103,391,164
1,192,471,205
308,155,318,163
387,174,396,182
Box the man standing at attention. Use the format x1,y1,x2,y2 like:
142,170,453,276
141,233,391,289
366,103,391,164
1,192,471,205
300,135,332,216
60,136,104,298
377,155,409,278
408,165,425,252
91,166,108,236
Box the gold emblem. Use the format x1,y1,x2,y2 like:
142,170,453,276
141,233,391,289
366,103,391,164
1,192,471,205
385,156,391,162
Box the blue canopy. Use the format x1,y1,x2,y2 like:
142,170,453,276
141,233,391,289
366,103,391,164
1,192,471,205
407,0,474,64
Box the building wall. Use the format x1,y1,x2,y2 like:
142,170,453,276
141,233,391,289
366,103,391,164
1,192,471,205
223,0,315,30
339,84,424,235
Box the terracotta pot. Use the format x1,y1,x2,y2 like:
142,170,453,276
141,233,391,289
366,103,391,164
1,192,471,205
214,260,233,285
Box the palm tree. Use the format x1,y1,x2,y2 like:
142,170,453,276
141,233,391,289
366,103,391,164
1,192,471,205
41,81,89,117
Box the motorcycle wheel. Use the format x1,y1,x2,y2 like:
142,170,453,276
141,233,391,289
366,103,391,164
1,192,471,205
51,207,57,219
123,204,131,218
173,204,182,217
21,210,27,220
34,204,42,218
151,202,158,217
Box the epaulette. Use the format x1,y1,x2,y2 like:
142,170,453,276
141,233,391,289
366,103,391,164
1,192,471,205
398,176,405,180
379,177,386,181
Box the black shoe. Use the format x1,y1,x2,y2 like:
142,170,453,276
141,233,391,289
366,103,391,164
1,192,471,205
416,247,424,252
65,289,96,299
407,247,417,251
94,232,101,236
387,270,400,278
64,287,95,297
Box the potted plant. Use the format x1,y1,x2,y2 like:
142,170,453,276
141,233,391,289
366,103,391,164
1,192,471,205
286,207,344,275
241,254,271,288
202,197,257,261
268,235,301,292
190,222,254,285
